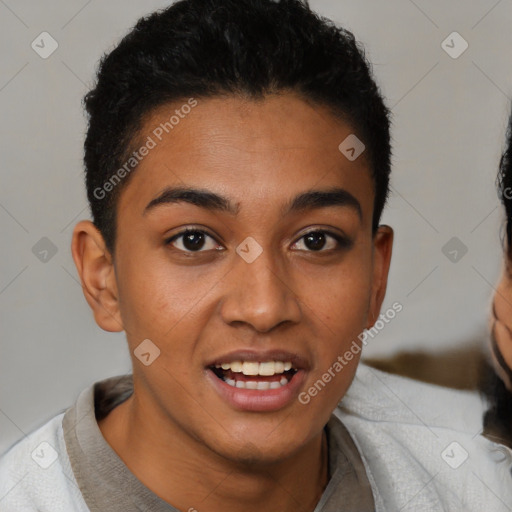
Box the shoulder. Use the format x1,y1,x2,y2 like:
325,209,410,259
0,413,88,512
341,363,486,431
335,363,512,511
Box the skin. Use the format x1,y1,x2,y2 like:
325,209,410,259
71,92,393,512
490,261,512,391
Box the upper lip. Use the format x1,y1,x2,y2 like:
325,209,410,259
205,349,310,371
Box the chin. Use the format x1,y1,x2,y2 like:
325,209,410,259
226,445,293,467
211,427,312,467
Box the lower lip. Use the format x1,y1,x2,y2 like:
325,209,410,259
206,369,306,412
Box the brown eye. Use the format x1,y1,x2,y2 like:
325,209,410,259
291,230,351,252
166,229,221,252
304,232,327,251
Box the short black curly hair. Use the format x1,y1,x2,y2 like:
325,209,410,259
83,0,391,255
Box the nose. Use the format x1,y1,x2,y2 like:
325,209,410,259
219,247,302,333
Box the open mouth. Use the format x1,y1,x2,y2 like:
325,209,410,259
209,360,299,390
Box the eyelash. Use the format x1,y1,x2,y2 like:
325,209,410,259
164,228,352,253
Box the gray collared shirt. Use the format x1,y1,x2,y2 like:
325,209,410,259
62,374,376,511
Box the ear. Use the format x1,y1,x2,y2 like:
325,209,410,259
71,220,124,332
366,225,393,328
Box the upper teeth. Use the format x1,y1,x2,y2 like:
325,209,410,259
216,361,293,376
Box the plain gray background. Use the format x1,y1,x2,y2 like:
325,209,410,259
1,0,512,455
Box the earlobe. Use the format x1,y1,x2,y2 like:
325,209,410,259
366,225,393,328
71,220,124,332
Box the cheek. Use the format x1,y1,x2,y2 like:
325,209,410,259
296,253,372,388
115,252,214,342
298,256,372,332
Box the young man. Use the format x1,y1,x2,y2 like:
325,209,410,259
1,1,510,510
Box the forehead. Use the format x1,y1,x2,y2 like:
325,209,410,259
116,93,374,220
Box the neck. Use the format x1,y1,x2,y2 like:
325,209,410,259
98,392,329,512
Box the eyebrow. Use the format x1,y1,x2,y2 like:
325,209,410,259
143,185,362,220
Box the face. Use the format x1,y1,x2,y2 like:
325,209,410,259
73,93,392,464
